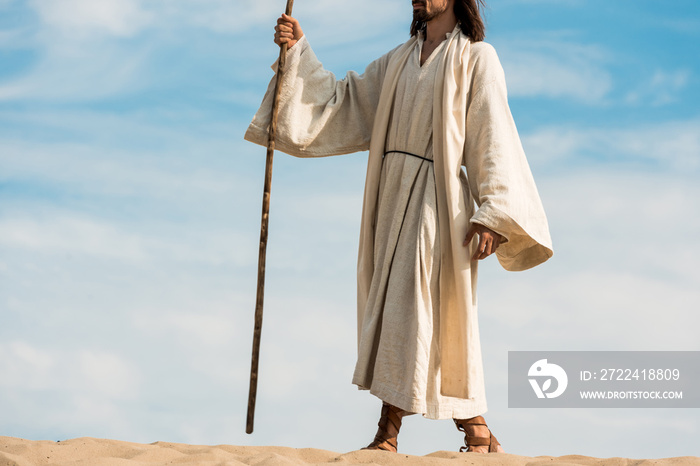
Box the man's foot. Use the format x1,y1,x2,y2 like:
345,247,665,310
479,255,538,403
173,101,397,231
362,403,409,453
453,415,505,453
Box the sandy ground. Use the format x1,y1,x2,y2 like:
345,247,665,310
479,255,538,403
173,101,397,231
1,437,699,466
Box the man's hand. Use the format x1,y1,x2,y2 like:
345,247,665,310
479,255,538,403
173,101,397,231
274,14,304,49
463,223,503,261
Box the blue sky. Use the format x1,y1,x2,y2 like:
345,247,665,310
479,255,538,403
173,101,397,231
1,0,699,459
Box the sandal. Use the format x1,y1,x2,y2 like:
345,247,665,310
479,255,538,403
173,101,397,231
362,403,404,452
453,415,502,453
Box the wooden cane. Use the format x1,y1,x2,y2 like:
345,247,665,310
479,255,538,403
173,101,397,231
246,0,295,435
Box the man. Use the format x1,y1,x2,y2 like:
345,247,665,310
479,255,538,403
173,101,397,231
245,0,553,453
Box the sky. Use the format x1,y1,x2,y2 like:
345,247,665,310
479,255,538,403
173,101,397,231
1,0,699,459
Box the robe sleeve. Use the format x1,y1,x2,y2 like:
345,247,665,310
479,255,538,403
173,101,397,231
244,35,396,157
462,43,553,271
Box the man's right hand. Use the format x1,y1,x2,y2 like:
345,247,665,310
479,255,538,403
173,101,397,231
274,14,304,49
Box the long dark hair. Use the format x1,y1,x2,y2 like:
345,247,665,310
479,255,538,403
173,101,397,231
410,0,486,42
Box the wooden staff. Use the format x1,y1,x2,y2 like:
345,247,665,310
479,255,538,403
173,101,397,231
246,0,295,435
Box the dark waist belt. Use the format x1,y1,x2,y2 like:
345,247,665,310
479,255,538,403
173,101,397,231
383,150,433,163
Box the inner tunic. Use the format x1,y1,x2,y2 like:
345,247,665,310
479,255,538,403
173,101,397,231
352,32,476,420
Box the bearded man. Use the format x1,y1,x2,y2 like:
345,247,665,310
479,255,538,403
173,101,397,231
245,0,553,453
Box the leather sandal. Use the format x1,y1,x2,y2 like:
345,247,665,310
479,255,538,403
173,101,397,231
453,415,502,453
362,403,404,453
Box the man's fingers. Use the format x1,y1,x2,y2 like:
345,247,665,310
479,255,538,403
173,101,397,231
471,236,486,261
274,14,303,48
472,248,487,261
484,237,492,258
274,23,295,46
491,236,501,255
274,26,293,38
486,236,496,256
465,223,502,260
278,14,301,35
281,13,297,25
470,232,500,260
275,15,295,36
465,224,483,260
463,225,477,246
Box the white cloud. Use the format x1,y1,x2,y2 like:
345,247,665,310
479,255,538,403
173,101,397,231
0,36,154,101
0,210,258,268
0,113,250,200
0,341,141,440
0,83,26,100
661,17,700,35
484,167,700,345
0,25,36,49
501,0,582,4
625,69,692,106
0,0,409,101
0,342,140,399
152,0,283,35
152,0,407,38
0,215,149,262
0,341,54,389
0,114,262,268
134,311,238,350
80,350,141,399
2,0,154,101
497,38,612,102
523,118,700,170
30,0,152,37
27,0,404,39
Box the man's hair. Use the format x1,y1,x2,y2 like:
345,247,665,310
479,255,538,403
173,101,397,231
410,0,486,42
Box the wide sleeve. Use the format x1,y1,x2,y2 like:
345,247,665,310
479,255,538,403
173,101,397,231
244,35,395,157
462,43,553,271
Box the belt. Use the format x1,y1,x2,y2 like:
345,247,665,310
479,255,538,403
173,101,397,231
383,150,433,163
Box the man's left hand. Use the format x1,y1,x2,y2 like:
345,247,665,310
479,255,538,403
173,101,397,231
463,223,503,261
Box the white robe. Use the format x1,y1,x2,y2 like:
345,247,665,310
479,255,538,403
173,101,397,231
245,24,553,418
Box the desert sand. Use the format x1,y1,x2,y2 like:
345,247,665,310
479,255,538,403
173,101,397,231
1,436,698,466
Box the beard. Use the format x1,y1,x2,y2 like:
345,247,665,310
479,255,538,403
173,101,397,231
413,1,448,23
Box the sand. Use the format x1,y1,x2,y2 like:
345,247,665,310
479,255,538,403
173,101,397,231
1,437,698,466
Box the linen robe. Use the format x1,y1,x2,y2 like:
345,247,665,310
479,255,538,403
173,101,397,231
245,25,553,417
